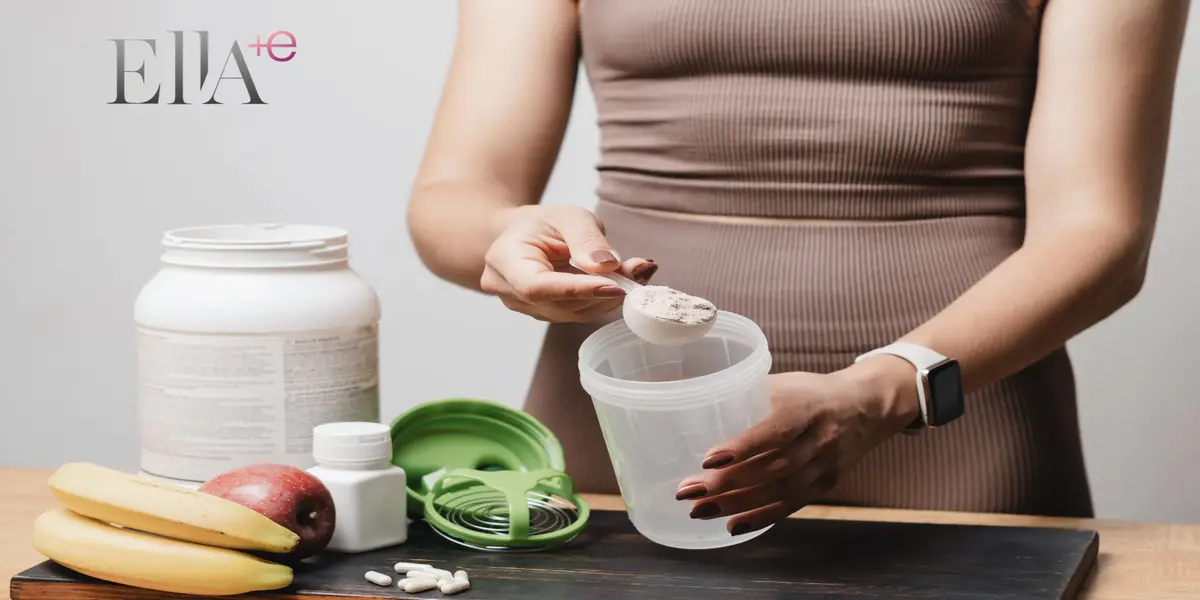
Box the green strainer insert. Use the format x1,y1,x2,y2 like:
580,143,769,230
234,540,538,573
423,467,590,551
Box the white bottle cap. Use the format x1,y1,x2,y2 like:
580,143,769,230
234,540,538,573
312,422,393,466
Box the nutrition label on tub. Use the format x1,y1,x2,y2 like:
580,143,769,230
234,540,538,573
135,324,380,483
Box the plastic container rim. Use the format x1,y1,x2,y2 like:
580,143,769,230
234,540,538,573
578,310,772,409
162,223,350,251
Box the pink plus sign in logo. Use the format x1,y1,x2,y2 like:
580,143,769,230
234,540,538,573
247,31,297,62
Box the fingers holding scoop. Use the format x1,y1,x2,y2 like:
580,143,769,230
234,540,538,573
484,242,657,322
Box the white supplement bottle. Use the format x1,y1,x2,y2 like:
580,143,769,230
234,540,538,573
308,422,409,552
134,224,381,486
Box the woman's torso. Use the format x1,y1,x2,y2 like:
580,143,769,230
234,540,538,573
579,0,1040,221
576,0,1041,358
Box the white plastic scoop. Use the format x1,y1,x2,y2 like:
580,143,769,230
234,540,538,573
569,259,717,345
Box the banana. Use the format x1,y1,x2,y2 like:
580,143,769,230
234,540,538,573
48,462,298,553
32,508,293,596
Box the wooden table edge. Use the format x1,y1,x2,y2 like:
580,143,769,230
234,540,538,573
583,493,1109,530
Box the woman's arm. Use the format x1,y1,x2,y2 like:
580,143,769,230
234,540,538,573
877,0,1191,394
407,0,581,291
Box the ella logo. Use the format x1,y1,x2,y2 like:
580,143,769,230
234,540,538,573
108,30,296,105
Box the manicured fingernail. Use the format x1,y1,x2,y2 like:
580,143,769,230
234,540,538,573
632,261,658,280
730,522,752,536
590,250,618,265
675,484,707,501
702,452,734,469
690,503,720,519
594,286,624,297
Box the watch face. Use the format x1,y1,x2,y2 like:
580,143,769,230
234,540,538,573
926,360,964,426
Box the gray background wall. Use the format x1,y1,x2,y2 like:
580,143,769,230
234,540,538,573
1,0,1197,523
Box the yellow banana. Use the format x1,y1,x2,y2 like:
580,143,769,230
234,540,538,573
48,462,298,553
32,508,293,596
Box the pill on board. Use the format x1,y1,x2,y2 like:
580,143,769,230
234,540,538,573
425,568,454,580
394,562,432,573
454,570,469,582
403,578,439,593
364,571,392,587
406,570,439,580
439,579,471,594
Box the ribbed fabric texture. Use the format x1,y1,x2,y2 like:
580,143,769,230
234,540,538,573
522,0,1093,517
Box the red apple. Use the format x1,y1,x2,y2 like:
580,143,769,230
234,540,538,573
200,464,335,559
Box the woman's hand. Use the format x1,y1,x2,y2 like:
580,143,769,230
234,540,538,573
481,205,657,323
675,357,919,536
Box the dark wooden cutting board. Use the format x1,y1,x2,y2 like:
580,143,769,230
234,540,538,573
11,509,1098,600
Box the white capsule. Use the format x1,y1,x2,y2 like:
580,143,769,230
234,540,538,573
364,571,392,586
425,567,454,580
407,570,438,580
394,562,433,573
454,570,469,583
403,578,439,593
439,578,471,594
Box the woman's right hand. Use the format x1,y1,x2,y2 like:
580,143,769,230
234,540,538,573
481,205,657,323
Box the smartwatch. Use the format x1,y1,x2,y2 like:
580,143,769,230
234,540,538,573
854,342,964,431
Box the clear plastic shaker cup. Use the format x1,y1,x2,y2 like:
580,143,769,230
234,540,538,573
578,310,773,550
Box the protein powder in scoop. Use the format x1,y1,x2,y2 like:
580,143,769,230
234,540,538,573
628,285,717,325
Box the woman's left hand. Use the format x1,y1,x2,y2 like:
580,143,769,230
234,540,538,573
675,356,921,536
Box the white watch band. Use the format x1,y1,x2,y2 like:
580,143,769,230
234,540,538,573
854,341,949,372
854,342,951,431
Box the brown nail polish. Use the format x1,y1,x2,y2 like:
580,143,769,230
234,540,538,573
632,262,659,280
590,250,618,265
594,286,624,297
675,483,707,501
690,503,720,519
730,522,752,536
702,452,734,469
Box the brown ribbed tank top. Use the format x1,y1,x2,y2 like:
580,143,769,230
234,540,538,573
522,0,1093,517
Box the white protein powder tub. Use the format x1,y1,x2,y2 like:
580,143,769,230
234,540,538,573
134,223,382,485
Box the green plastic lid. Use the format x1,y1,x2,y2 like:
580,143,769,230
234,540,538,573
388,398,566,517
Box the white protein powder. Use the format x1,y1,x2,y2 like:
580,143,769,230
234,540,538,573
629,285,717,325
